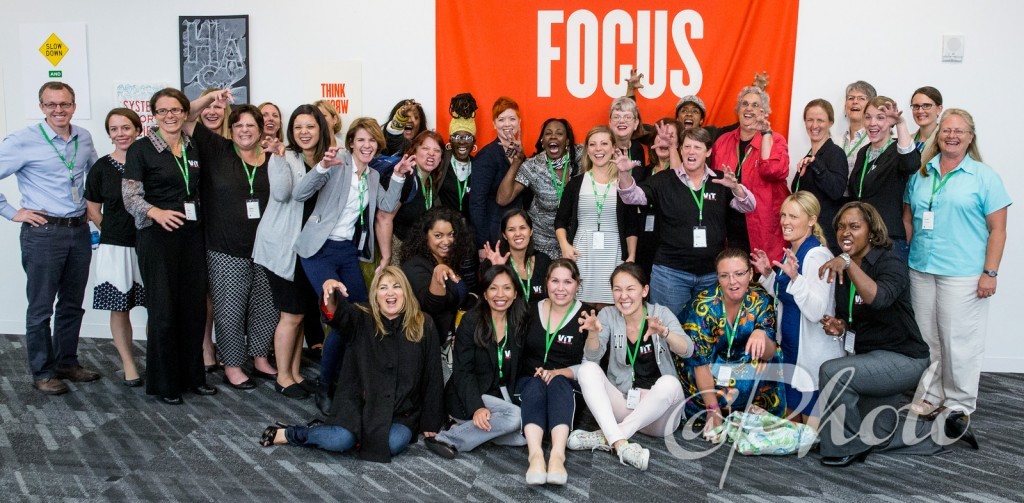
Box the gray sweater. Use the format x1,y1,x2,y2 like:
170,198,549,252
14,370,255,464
251,151,309,280
583,302,690,394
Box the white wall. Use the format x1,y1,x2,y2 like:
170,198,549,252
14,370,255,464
1,1,1019,371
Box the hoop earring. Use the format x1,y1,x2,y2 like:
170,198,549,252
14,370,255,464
472,145,478,154
446,143,452,151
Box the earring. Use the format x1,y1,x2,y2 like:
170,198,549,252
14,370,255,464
446,143,452,151
472,145,478,154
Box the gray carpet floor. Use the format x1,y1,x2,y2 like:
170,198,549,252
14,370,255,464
1,334,1021,502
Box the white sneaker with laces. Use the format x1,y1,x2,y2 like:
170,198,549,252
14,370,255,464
567,429,611,451
616,442,650,471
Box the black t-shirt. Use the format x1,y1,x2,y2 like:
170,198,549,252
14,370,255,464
84,155,136,247
192,123,271,257
381,170,434,243
521,300,590,371
123,131,202,216
481,251,551,304
625,335,660,390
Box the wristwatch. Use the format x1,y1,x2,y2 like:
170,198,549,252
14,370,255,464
984,269,998,278
839,253,851,270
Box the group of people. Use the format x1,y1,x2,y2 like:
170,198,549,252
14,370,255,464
0,76,1008,483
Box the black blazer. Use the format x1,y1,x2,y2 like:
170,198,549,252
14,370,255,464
444,310,524,420
327,304,444,463
791,138,849,250
553,173,640,258
402,254,467,339
849,142,920,240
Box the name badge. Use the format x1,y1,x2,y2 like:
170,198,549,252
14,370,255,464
844,330,856,354
644,214,655,232
245,199,261,219
693,226,707,248
70,185,81,204
921,211,935,230
626,388,641,410
183,201,198,221
500,385,512,403
592,231,605,250
715,365,732,387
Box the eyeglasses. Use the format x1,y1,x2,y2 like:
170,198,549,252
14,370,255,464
155,108,185,117
939,128,970,137
450,133,474,142
41,102,74,110
717,269,750,281
611,113,636,123
910,103,935,111
739,101,762,109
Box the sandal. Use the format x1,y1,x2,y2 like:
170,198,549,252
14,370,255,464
260,424,285,447
911,400,939,417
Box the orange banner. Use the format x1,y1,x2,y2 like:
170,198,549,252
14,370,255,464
436,1,799,151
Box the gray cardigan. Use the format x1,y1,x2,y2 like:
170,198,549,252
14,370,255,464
292,151,404,261
252,151,309,280
583,302,689,394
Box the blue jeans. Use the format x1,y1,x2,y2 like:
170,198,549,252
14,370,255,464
285,423,413,456
890,239,910,264
436,394,525,452
650,264,717,321
519,375,578,431
20,222,91,379
301,240,369,390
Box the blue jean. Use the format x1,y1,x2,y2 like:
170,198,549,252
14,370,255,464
890,239,910,264
285,423,413,456
301,240,369,390
20,222,91,379
519,375,578,431
435,394,525,452
650,264,717,321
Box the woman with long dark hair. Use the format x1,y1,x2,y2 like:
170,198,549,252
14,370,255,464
480,209,551,303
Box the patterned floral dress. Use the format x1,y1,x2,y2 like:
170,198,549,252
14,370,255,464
675,284,785,420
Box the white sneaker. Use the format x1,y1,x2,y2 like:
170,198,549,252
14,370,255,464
567,429,611,451
616,442,650,471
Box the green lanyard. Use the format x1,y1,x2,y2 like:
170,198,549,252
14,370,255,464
590,170,613,231
844,133,867,157
686,176,706,224
547,153,570,202
233,144,262,197
356,169,368,227
543,301,576,365
496,319,509,379
625,306,648,383
158,130,191,197
847,283,857,325
509,255,533,302
418,169,434,210
38,124,78,183
857,138,893,199
722,300,744,360
736,144,753,181
451,157,470,211
927,169,957,211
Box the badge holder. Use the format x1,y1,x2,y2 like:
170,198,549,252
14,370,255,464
844,330,856,354
592,231,605,250
644,214,655,232
184,200,199,221
921,211,935,230
245,199,261,219
626,388,641,410
715,365,733,387
693,226,707,248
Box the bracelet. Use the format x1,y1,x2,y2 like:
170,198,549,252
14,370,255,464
705,402,720,411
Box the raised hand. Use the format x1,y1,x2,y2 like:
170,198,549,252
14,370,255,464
755,115,772,134
481,240,509,265
752,71,770,90
626,67,645,93
322,279,349,310
613,148,633,174
321,146,344,168
879,102,905,127
712,166,740,190
655,121,677,149
262,135,285,156
818,256,847,285
577,309,602,334
750,248,772,277
393,154,416,176
772,248,800,281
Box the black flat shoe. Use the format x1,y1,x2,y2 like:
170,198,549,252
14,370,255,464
191,384,218,395
260,424,284,447
228,379,256,390
820,450,869,467
275,382,310,400
205,364,223,374
252,369,278,380
296,379,316,394
945,411,979,450
424,437,458,459
123,376,144,387
161,395,183,405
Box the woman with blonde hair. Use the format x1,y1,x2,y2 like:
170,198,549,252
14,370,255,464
752,191,845,424
313,99,344,147
260,266,444,462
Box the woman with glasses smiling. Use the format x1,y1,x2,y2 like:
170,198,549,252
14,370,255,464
904,109,1011,449
909,87,943,153
675,248,783,440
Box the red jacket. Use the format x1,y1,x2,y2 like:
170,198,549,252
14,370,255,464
711,129,790,262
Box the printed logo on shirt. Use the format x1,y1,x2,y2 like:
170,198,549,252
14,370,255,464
704,192,718,201
557,334,575,345
188,160,200,168
503,349,512,359
854,294,864,305
639,343,654,355
533,285,544,294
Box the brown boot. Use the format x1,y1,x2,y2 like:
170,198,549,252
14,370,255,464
55,365,101,382
34,378,69,395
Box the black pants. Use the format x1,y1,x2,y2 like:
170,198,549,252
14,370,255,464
136,222,208,396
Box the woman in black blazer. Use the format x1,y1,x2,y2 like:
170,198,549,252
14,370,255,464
791,99,849,252
259,266,444,463
425,265,529,459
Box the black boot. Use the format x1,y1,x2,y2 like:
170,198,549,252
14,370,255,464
945,411,979,450
315,379,334,416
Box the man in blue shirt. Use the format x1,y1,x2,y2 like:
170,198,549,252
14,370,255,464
0,81,100,395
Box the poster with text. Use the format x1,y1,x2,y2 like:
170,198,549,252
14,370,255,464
114,83,168,138
307,61,363,140
436,1,799,150
179,15,250,104
20,23,91,120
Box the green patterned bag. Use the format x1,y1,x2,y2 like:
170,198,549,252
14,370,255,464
713,408,817,455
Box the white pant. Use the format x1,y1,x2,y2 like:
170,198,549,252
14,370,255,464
910,270,989,414
577,361,684,445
